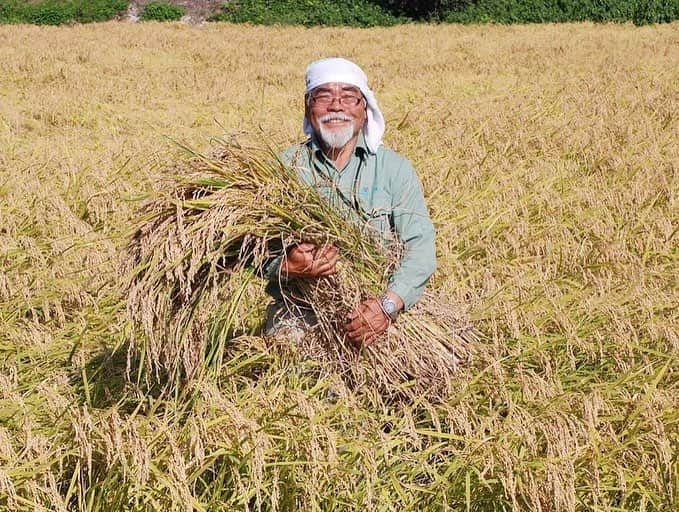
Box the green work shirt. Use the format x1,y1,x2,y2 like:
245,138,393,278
267,133,436,310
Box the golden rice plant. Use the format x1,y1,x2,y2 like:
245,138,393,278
3,21,676,511
125,138,480,400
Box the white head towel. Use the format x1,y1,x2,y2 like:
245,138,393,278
303,57,385,154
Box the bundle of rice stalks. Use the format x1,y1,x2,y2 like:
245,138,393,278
125,139,479,400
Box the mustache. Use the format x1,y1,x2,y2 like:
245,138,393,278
319,113,354,123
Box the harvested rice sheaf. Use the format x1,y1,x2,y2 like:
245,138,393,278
125,139,480,400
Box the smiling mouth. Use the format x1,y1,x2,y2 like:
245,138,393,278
320,114,353,125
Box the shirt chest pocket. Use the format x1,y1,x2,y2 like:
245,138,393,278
364,189,393,235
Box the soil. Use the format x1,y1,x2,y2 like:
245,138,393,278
126,0,228,24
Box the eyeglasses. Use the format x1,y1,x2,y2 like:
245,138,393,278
309,93,364,107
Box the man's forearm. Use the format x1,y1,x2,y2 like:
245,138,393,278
388,219,437,310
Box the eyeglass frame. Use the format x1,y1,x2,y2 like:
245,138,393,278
306,88,366,108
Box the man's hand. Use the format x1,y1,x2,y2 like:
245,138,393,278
344,292,404,346
281,242,338,278
344,298,391,347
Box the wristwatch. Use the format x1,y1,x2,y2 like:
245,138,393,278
379,295,400,321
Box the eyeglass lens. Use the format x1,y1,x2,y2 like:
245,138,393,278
312,95,362,106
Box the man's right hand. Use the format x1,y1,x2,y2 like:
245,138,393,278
281,242,338,278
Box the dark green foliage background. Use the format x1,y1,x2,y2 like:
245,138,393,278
142,1,184,21
209,0,404,27
0,0,128,24
372,0,474,20
214,0,678,26
1,0,677,25
216,0,678,26
444,0,679,25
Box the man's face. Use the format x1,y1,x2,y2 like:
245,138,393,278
306,82,367,150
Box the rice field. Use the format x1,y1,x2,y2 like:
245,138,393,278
0,20,677,511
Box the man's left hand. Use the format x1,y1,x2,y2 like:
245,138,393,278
343,298,391,347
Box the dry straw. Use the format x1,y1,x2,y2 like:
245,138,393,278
125,138,479,400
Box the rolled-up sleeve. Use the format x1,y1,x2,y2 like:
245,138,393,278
387,159,437,310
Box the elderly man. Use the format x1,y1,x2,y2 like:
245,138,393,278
264,57,436,346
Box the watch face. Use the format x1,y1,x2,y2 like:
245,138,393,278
381,296,398,317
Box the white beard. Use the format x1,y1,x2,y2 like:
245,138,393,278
317,114,357,150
